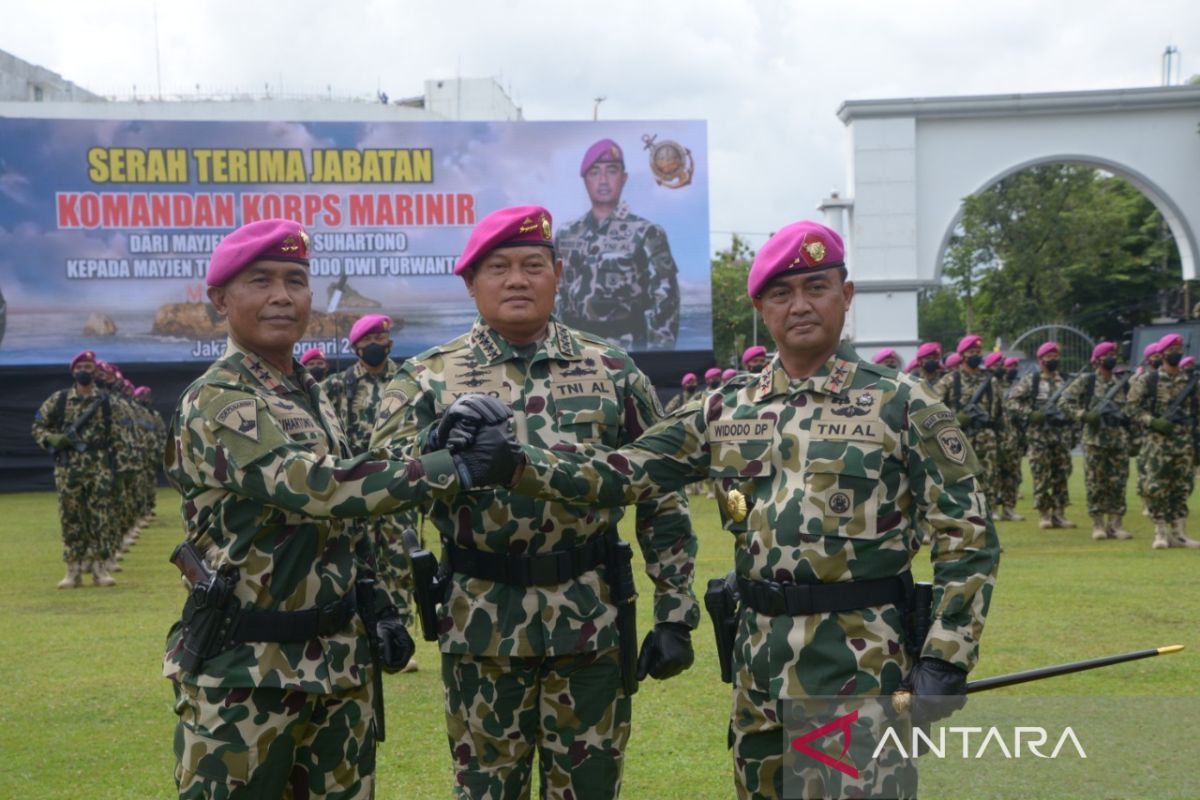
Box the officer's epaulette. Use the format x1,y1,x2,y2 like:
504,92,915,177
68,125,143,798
413,331,473,362
856,359,898,380
570,327,625,353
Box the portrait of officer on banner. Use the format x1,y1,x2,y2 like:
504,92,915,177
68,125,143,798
554,138,682,351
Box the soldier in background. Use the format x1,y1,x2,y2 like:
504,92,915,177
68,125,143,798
494,219,999,798
871,347,901,370
298,346,328,381
665,372,700,413
742,344,769,373
134,386,167,523
1060,342,1134,540
1006,342,1076,529
1127,333,1200,549
31,350,122,588
915,341,942,390
554,139,681,350
721,367,738,383
370,205,698,799
991,355,1025,521
1133,341,1164,508
162,219,479,798
934,335,1001,511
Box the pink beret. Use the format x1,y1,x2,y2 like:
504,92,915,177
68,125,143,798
1004,357,1020,368
742,345,767,365
299,347,326,365
97,361,116,375
455,205,553,276
983,351,1004,369
122,379,135,392
916,342,942,360
905,358,919,372
1158,333,1184,350
1036,341,1060,359
746,220,846,298
944,353,962,368
1182,356,1196,369
682,373,697,386
1091,341,1116,362
580,139,624,176
133,386,151,398
956,335,983,355
1143,341,1162,358
348,314,392,346
722,368,737,381
70,350,96,371
207,218,310,287
704,368,722,381
872,347,898,365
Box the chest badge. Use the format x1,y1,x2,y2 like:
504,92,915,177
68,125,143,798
726,489,748,523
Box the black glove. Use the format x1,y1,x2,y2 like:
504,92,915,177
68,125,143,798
903,657,968,726
635,622,695,681
452,420,524,489
427,394,512,453
374,612,416,674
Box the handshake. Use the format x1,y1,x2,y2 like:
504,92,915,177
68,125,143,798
426,394,525,490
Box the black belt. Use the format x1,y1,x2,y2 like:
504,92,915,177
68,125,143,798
737,572,913,617
231,590,358,643
448,531,617,587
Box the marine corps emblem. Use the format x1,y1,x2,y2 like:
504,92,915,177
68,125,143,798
299,229,311,255
827,491,852,515
805,241,826,262
642,134,694,189
540,212,552,240
936,428,968,465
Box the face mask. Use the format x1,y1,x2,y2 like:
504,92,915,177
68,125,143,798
1044,359,1059,372
965,355,983,369
360,343,390,367
309,367,326,381
1005,369,1019,381
1166,352,1183,367
922,359,939,373
73,370,93,386
1101,357,1117,371
1149,358,1162,369
708,379,721,389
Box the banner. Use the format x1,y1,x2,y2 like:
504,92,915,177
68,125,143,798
0,118,710,365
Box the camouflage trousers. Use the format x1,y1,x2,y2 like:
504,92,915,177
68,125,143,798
1138,433,1195,523
1082,443,1130,516
54,459,114,563
730,686,917,799
994,426,1025,509
1028,429,1073,512
967,427,998,509
172,680,375,799
373,517,416,628
443,648,631,800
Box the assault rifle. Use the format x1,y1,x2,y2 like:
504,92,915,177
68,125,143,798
960,373,994,431
1037,374,1073,427
1094,372,1133,428
51,395,107,463
1163,370,1200,426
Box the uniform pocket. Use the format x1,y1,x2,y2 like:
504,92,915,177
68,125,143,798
173,682,262,788
709,437,773,479
804,446,882,538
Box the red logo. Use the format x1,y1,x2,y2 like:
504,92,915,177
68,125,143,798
790,709,860,779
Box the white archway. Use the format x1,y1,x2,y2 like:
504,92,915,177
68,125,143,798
827,86,1200,358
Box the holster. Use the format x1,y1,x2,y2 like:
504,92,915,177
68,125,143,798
903,581,934,660
410,544,448,642
177,568,240,674
606,539,639,697
356,578,386,743
704,572,739,684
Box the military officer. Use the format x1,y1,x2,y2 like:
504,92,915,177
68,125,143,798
1059,342,1134,540
704,367,723,390
31,350,123,588
493,219,999,798
1006,342,1076,529
722,367,738,383
934,335,1001,510
990,355,1024,521
554,139,681,350
665,372,700,413
1127,333,1200,549
872,347,901,370
299,346,329,381
162,218,497,799
369,205,699,799
915,341,942,390
742,344,769,373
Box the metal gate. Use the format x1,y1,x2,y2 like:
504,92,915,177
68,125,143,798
1008,323,1096,377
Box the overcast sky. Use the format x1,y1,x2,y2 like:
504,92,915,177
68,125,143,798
3,0,1196,253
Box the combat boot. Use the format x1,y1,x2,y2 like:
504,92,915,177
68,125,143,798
107,555,123,573
1107,514,1133,540
1090,514,1109,540
1152,523,1172,550
1038,512,1055,529
90,560,117,587
400,658,419,674
1002,507,1025,522
1053,509,1077,528
1171,519,1200,549
57,562,82,589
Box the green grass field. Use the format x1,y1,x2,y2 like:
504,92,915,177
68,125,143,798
1,461,1196,799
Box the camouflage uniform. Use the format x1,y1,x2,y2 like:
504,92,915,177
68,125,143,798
992,374,1025,514
554,203,680,350
663,385,699,414
323,359,415,622
31,386,124,581
1005,371,1074,519
933,368,1001,509
1126,368,1198,530
515,343,1000,798
1060,371,1132,523
163,337,462,799
370,316,699,799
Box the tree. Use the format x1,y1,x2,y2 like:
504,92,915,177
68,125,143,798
917,286,964,348
710,234,757,367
